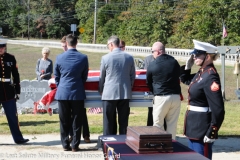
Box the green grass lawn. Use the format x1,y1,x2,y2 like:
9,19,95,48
0,101,239,136
0,43,239,136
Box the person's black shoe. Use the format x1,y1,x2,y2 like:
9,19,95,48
15,139,29,144
84,136,91,143
63,146,72,151
72,147,81,152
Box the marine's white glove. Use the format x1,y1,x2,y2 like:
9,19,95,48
203,136,215,143
15,94,20,99
15,94,20,101
185,54,194,70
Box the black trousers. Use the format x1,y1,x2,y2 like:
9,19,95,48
103,99,130,135
82,108,90,137
69,108,90,138
1,100,24,143
147,107,167,130
147,107,153,126
58,100,84,149
113,110,117,135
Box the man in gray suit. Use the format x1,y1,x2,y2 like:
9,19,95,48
99,36,135,135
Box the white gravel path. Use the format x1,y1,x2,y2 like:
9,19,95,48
0,134,239,160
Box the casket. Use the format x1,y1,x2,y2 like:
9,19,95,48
85,70,149,92
126,126,173,154
35,70,153,114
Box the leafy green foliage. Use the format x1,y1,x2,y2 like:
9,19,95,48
2,0,240,47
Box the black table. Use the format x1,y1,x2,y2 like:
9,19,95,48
98,135,209,160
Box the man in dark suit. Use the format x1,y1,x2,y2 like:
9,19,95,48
60,36,91,143
143,54,155,126
99,35,135,135
0,39,29,144
54,34,89,152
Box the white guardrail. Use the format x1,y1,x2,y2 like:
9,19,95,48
6,40,236,113
8,40,236,66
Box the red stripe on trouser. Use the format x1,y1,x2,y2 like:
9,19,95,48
204,143,209,158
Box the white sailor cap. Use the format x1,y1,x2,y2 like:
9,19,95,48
191,39,217,54
0,39,7,47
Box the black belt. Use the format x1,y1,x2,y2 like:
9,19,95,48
155,94,173,96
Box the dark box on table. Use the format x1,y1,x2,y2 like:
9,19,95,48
126,126,173,154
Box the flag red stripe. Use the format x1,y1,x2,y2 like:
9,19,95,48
223,24,228,38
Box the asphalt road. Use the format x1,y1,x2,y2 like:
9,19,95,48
0,134,239,160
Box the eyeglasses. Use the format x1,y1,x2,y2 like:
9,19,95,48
193,53,206,58
119,46,125,48
191,49,207,59
151,48,163,53
151,50,158,53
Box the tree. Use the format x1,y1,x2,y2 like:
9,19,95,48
168,0,233,48
2,1,26,37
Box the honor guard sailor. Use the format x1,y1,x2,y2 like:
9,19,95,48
180,39,225,159
0,39,29,144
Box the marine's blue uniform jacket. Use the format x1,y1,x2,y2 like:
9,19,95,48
0,52,20,102
180,64,225,140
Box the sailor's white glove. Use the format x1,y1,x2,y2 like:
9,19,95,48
203,136,215,143
185,54,194,70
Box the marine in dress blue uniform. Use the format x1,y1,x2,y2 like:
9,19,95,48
0,39,29,144
180,40,225,159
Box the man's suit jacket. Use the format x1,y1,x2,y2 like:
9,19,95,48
143,54,155,69
98,48,135,100
54,48,89,100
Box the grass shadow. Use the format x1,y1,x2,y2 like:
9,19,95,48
0,120,58,126
29,140,60,146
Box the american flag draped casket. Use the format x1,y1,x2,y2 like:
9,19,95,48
34,70,150,115
47,70,149,91
85,70,149,92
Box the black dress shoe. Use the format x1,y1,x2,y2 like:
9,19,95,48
72,147,81,152
15,139,29,144
84,136,91,143
63,147,72,151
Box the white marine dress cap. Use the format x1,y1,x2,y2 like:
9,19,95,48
191,39,217,54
